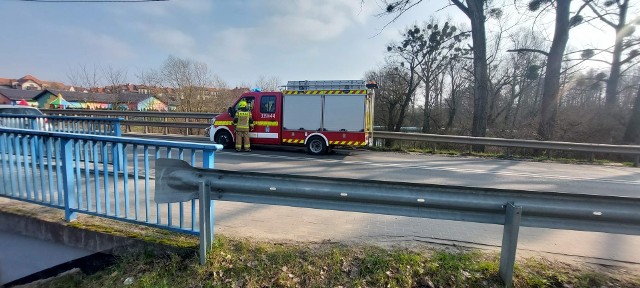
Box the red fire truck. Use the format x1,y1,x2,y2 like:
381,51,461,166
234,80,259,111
209,80,377,155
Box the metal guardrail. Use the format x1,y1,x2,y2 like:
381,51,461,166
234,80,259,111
0,114,122,136
42,109,218,135
155,158,640,287
0,128,223,235
41,109,218,119
375,131,640,155
375,132,640,167
40,110,640,166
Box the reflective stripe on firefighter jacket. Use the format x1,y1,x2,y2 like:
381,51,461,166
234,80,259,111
234,110,252,132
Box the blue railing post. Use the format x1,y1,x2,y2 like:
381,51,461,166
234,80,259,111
203,149,214,244
60,138,78,221
115,118,124,172
29,118,38,130
30,118,42,161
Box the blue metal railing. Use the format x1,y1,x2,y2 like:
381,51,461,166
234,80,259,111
0,114,122,136
0,128,222,234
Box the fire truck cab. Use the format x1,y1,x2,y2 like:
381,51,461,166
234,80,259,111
209,80,377,155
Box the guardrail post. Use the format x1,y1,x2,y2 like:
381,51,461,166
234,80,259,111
589,152,595,163
60,138,78,221
198,181,211,265
634,155,639,167
203,149,214,244
186,117,190,136
499,202,522,288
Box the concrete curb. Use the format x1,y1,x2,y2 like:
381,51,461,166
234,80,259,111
0,210,186,258
0,211,134,254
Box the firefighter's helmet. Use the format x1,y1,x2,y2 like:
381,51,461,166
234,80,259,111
238,100,247,109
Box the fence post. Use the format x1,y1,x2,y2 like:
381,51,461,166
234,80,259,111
203,149,214,244
60,138,77,221
114,119,124,172
499,202,522,288
29,118,38,130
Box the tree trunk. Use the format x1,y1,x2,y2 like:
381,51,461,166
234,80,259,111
623,86,640,144
605,0,628,108
394,75,419,132
468,0,490,150
504,68,518,126
446,67,458,131
538,0,571,141
422,79,432,133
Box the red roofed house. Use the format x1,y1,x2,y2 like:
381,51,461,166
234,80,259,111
13,75,65,90
0,78,12,89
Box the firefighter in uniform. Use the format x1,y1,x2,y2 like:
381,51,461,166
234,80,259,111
233,100,254,152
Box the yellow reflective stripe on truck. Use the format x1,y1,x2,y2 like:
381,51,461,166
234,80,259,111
253,121,279,126
215,120,278,126
328,141,368,146
214,120,233,126
282,140,369,146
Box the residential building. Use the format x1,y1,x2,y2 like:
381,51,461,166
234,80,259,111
0,88,44,106
35,90,168,111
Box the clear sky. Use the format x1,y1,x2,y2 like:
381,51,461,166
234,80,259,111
0,0,622,88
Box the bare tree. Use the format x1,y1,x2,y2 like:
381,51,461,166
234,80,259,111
159,55,213,112
102,65,128,108
366,65,410,131
406,19,471,133
501,30,546,130
384,0,495,152
67,64,102,91
515,0,590,140
254,75,282,92
586,0,640,108
385,36,424,132
623,85,640,143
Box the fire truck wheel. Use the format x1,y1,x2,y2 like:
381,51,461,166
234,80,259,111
306,136,327,155
214,130,233,148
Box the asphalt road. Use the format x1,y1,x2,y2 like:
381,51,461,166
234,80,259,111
218,148,639,194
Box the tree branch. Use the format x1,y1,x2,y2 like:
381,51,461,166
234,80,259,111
507,48,550,56
620,52,640,65
450,0,469,17
587,3,617,28
563,58,612,65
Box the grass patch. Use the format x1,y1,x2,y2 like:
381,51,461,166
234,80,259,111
38,236,640,288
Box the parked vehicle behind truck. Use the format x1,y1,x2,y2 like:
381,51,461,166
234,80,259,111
209,80,377,155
